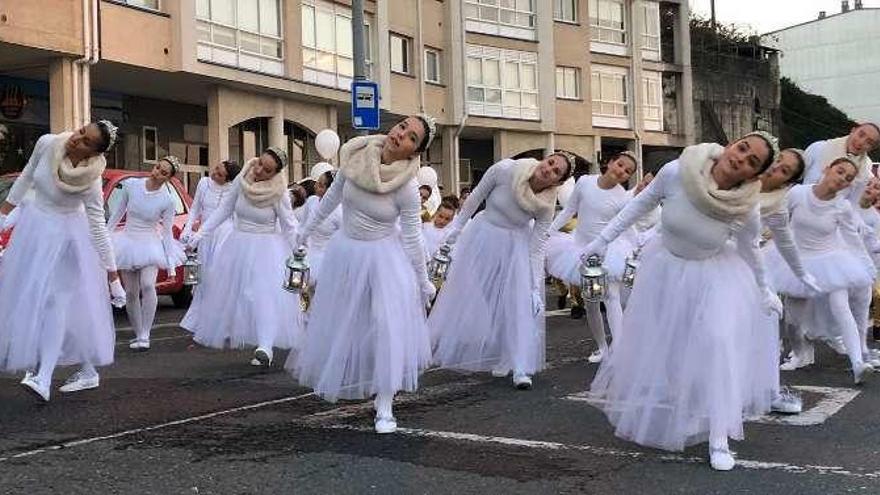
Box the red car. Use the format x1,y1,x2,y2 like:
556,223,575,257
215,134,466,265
0,169,195,307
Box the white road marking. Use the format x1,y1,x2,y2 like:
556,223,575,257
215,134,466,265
322,424,880,480
564,385,861,427
0,392,316,463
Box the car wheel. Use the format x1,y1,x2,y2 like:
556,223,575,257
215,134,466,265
171,286,193,308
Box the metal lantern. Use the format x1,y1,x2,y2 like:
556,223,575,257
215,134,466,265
283,247,310,293
579,254,607,303
428,243,452,289
183,250,201,286
622,247,641,289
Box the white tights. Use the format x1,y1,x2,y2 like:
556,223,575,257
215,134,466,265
586,282,624,353
122,267,160,343
849,286,872,356
828,290,865,369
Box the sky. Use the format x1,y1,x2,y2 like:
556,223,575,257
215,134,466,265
689,0,878,34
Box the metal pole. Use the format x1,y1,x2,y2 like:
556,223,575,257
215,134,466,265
710,0,716,31
351,0,367,135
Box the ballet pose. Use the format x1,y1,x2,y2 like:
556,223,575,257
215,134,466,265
0,121,125,401
429,152,574,389
288,115,436,434
803,123,880,204
185,147,301,367
544,152,637,362
107,156,187,351
583,133,782,471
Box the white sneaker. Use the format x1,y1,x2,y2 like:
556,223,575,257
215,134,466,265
513,373,532,390
249,358,263,366
587,349,605,364
770,387,802,414
780,352,813,371
254,348,273,367
854,361,874,385
59,371,100,393
375,416,398,434
20,374,49,402
709,447,736,471
129,339,150,351
491,367,509,378
829,337,847,355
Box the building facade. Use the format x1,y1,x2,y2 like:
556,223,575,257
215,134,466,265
762,2,880,132
0,0,694,193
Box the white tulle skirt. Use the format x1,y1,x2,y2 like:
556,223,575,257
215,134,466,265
185,228,302,351
589,236,769,451
113,229,186,271
545,231,635,285
307,246,328,288
287,230,432,402
429,214,545,375
180,220,233,330
0,204,115,371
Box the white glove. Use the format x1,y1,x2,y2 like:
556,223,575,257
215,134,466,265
109,278,127,308
421,279,437,309
581,238,609,260
179,231,191,245
187,232,203,250
531,289,545,317
445,226,462,246
295,232,308,249
761,287,783,318
799,273,822,295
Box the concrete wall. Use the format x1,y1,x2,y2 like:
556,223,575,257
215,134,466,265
101,2,174,71
0,0,84,55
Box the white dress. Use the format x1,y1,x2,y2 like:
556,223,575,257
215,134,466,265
767,186,874,332
300,194,342,286
421,223,450,259
183,177,302,351
106,178,185,272
181,177,235,329
803,138,873,206
287,172,432,401
588,160,770,451
0,133,117,371
545,175,635,284
429,159,551,376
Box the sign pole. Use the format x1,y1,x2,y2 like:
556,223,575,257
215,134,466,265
352,0,368,136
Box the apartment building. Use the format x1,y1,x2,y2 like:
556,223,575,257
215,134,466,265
0,0,694,193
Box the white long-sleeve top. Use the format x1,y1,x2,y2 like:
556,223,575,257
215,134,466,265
106,178,178,268
785,184,867,256
549,174,632,245
422,223,450,258
803,139,872,206
198,176,298,248
594,160,769,288
7,133,116,271
450,159,553,292
181,176,233,238
853,203,880,258
299,171,429,287
300,194,342,252
761,208,808,278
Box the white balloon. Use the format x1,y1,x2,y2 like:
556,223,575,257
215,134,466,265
310,161,335,181
557,176,576,208
315,129,340,160
417,165,438,187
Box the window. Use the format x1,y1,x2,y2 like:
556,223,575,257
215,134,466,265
640,1,661,60
301,0,374,90
591,65,629,128
123,0,160,9
589,0,626,46
390,33,412,75
466,45,539,121
642,71,663,131
195,0,283,76
556,66,580,99
142,126,158,163
554,0,577,23
424,48,442,83
464,0,537,41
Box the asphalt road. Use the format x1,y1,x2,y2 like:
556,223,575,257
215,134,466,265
2,298,880,494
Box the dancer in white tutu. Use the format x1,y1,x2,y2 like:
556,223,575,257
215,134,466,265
299,165,341,288
847,178,880,365
185,147,301,367
545,152,637,363
429,151,574,390
752,148,820,414
770,157,876,382
287,115,435,434
582,132,784,471
107,156,187,351
803,123,879,204
0,121,126,401
179,160,241,331
421,200,455,258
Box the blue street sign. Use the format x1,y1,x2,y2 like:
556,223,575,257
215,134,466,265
351,80,380,130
